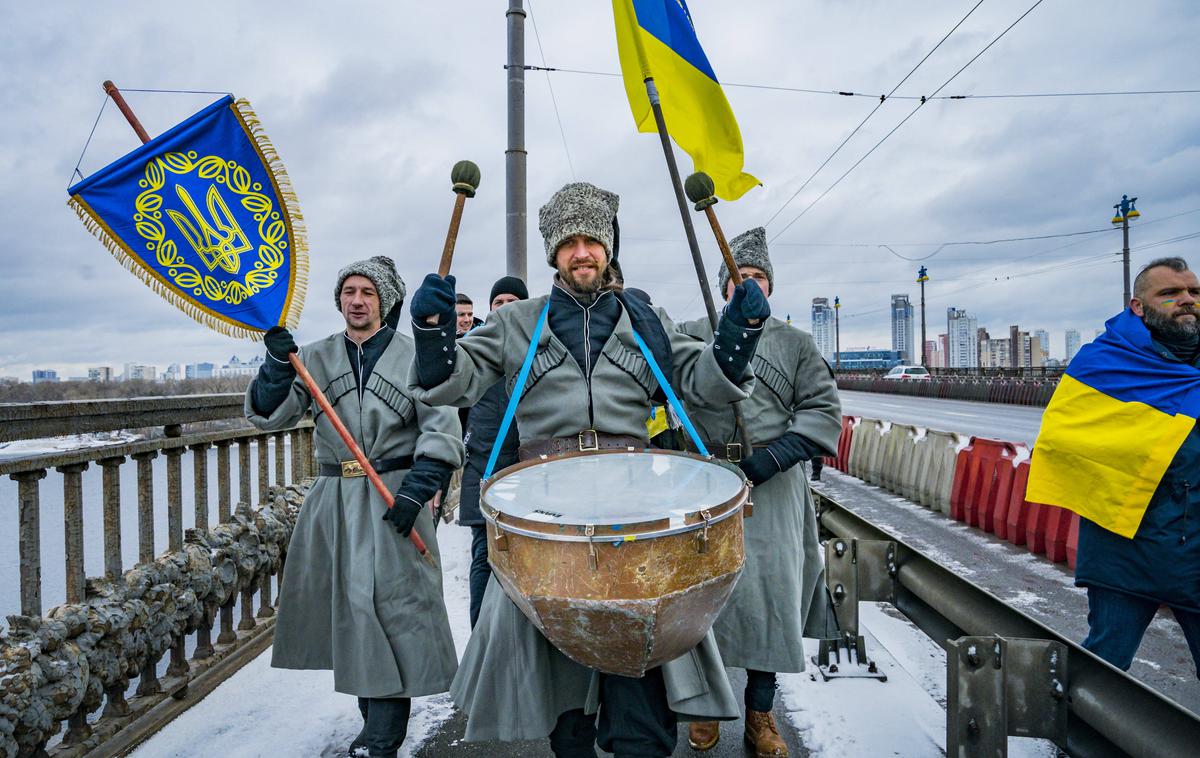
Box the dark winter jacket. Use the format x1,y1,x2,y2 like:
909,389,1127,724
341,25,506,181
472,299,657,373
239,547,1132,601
1075,339,1200,612
458,380,521,526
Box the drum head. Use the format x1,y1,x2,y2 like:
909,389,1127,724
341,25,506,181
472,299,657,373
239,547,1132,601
483,451,743,526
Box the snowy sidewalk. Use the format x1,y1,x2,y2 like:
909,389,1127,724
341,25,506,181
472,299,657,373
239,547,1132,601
131,510,1057,757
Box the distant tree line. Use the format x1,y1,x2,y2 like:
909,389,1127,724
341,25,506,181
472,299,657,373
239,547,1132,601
0,377,253,403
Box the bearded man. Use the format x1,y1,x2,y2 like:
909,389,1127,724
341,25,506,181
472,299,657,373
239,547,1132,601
406,182,770,758
1069,257,1200,674
245,256,464,758
676,228,841,758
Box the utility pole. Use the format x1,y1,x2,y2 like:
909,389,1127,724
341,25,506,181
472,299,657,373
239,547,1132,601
505,0,528,280
834,296,841,372
917,265,929,367
1111,194,1141,308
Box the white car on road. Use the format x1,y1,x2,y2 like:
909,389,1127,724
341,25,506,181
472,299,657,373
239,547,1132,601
883,365,931,380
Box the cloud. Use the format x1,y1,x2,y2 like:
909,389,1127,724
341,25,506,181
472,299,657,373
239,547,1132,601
2,0,1200,378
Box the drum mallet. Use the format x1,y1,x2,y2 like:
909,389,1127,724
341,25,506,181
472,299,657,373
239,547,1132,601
437,160,481,277
684,171,756,459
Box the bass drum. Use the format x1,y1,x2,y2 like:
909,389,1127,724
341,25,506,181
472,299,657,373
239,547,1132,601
481,448,748,677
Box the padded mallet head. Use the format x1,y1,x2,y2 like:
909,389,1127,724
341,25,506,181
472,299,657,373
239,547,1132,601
451,160,481,198
684,172,718,211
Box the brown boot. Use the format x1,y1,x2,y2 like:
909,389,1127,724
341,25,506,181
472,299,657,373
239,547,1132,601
688,720,720,751
744,709,788,757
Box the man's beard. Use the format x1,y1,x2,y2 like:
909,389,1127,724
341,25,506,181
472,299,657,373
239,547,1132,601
560,265,606,294
1143,302,1200,343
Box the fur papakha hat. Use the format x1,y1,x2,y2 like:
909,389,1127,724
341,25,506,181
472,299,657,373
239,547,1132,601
718,227,773,295
538,182,620,265
334,255,405,319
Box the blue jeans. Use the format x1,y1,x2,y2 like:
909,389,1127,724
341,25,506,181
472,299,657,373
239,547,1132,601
469,525,491,628
1082,586,1200,675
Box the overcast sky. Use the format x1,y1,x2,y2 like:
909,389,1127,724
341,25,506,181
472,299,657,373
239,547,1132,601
2,1,1198,379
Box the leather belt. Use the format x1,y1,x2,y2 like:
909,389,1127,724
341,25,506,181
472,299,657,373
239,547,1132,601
693,441,769,463
318,455,415,478
518,430,646,461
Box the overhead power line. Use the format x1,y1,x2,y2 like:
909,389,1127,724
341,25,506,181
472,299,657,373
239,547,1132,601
769,0,1047,242
761,0,987,230
527,1,576,180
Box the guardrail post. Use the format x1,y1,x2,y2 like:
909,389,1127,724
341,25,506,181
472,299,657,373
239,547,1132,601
257,434,270,503
815,537,896,680
10,469,47,617
215,439,232,523
62,708,93,747
132,451,157,564
165,447,184,552
98,456,126,580
274,431,287,487
238,438,252,508
302,426,315,477
57,462,89,604
192,441,210,530
217,598,237,645
947,636,1068,758
289,428,302,483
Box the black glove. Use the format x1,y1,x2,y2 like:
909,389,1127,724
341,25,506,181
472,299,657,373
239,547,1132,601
264,326,298,359
383,494,423,537
738,433,821,486
410,273,457,325
384,457,455,536
725,280,770,327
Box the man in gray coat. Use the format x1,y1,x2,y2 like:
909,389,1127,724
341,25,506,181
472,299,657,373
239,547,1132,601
678,228,842,758
406,182,771,758
245,256,464,758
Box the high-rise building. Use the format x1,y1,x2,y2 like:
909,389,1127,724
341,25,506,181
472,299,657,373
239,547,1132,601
31,369,59,384
980,338,1011,368
87,366,113,382
122,363,158,381
1023,334,1046,368
811,298,835,362
216,355,264,377
890,294,914,363
924,340,940,368
186,362,216,379
1033,329,1050,364
1065,329,1081,363
164,363,182,381
947,308,979,368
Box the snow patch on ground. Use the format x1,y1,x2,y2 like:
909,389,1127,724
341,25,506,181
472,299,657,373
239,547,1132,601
130,521,475,758
779,602,1056,757
0,430,142,460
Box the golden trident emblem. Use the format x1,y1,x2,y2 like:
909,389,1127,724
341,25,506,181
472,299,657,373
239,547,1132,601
166,183,252,274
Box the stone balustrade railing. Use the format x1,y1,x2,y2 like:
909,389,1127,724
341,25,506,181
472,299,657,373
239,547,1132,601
0,394,315,757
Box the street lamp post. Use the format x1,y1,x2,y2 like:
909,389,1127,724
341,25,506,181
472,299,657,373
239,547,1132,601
917,265,929,367
1111,194,1141,307
834,296,841,372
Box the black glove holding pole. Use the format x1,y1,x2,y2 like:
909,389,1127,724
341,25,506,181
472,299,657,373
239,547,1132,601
384,457,455,537
738,432,824,486
251,326,298,416
714,280,770,383
411,274,459,388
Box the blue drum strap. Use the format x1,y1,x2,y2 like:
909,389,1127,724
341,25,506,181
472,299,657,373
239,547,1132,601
483,300,550,481
631,329,709,457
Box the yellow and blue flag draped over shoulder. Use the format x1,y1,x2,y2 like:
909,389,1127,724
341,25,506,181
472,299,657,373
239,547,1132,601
613,0,759,201
1028,309,1200,537
68,96,307,338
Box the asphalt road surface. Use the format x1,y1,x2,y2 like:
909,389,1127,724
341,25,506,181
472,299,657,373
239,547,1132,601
838,390,1046,446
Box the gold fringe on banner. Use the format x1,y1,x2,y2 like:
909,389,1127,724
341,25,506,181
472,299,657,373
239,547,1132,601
66,194,263,340
232,97,309,335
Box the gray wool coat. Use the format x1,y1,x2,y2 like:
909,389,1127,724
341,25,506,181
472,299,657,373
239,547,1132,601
678,316,842,673
408,294,750,740
245,331,464,699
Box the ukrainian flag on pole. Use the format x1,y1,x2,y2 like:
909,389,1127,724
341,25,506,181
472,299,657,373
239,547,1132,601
613,0,759,200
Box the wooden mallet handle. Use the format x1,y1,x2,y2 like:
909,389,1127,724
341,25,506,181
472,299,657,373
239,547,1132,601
684,172,742,287
289,353,436,567
438,160,481,277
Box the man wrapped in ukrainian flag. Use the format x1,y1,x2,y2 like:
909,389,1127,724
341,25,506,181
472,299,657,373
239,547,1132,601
1029,256,1200,674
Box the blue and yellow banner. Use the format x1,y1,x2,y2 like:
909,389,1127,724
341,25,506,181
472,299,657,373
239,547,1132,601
613,0,759,201
1028,309,1200,537
68,96,307,338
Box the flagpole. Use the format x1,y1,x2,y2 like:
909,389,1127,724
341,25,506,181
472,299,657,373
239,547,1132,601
642,76,754,456
98,80,435,564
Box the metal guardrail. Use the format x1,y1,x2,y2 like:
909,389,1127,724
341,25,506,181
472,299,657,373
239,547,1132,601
815,489,1200,758
1,394,315,757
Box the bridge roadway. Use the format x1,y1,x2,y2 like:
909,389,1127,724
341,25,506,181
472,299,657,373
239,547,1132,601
838,389,1045,446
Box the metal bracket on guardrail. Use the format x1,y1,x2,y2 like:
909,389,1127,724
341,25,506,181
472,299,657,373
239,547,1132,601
947,635,1068,758
814,537,896,681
